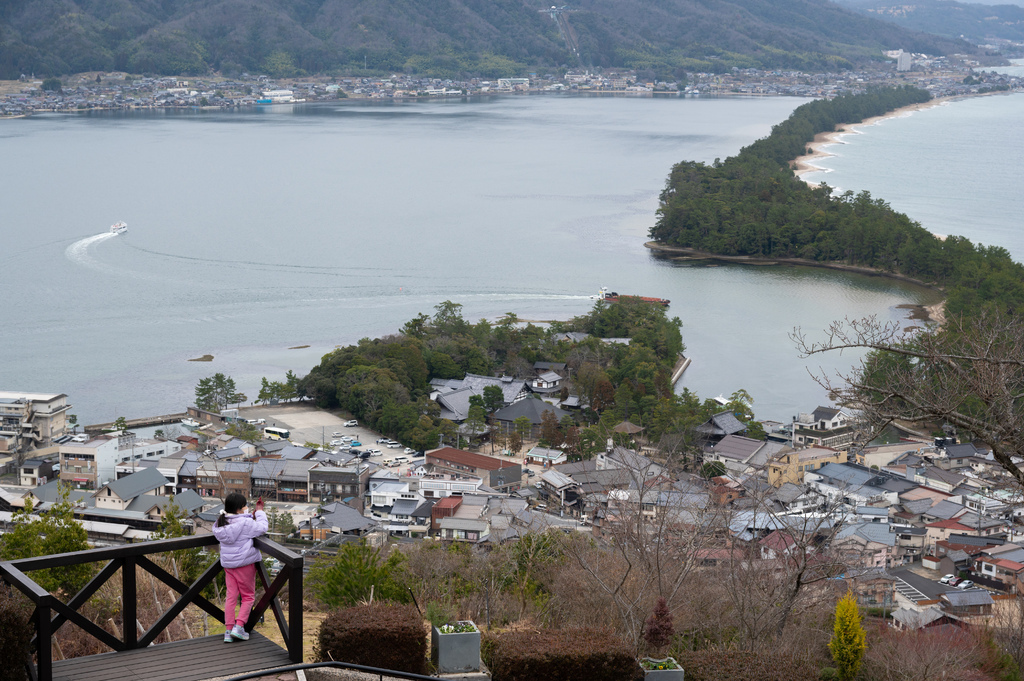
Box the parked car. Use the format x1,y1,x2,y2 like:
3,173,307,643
387,442,402,449
349,441,362,447
939,574,956,585
344,420,358,427
956,580,975,590
947,577,963,587
403,447,415,455
359,451,372,460
377,437,389,444
367,448,382,456
332,431,343,438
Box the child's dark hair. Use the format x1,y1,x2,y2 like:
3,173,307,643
217,492,248,527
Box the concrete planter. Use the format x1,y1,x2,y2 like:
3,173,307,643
432,621,480,674
642,656,684,680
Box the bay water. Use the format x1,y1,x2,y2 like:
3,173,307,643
1,95,938,425
800,88,1024,260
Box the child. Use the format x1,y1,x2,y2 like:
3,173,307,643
213,492,268,643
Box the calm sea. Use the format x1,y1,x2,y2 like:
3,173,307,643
801,84,1024,260
1,95,937,425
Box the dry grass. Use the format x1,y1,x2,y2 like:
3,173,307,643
254,610,328,663
0,80,32,96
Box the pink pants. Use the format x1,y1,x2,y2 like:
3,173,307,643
224,563,257,629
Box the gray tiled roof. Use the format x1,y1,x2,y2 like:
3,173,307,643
773,482,806,504
926,500,967,520
126,493,189,514
942,589,994,607
815,463,876,488
318,501,378,533
390,498,419,516
900,498,935,515
493,399,570,425
944,443,981,458
436,386,476,422
696,411,746,437
892,607,944,629
711,435,764,461
29,480,94,506
459,373,527,404
104,467,170,501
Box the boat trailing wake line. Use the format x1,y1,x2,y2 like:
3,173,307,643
64,232,117,271
120,242,396,275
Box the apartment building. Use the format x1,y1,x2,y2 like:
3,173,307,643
0,391,71,455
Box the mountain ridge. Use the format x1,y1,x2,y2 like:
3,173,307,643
0,0,980,78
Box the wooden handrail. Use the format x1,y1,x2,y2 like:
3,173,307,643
0,534,303,681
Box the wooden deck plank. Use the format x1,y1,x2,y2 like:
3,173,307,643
51,632,292,681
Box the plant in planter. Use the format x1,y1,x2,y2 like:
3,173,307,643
642,598,684,679
432,620,481,674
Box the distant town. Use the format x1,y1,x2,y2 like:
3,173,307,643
2,50,1020,117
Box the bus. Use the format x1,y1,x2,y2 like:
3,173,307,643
264,426,290,440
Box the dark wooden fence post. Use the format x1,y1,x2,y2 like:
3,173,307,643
35,595,52,681
123,556,137,648
288,559,303,663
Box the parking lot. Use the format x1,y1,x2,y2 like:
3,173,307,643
237,402,543,483
891,566,986,604
238,404,420,473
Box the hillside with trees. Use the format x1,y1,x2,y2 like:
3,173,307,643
649,85,1024,319
0,0,978,79
833,0,1024,45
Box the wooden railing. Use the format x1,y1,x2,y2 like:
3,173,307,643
0,534,302,681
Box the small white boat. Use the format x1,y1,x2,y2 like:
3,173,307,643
110,221,127,235
181,417,200,428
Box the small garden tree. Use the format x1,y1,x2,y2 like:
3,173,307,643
643,597,675,658
829,589,866,681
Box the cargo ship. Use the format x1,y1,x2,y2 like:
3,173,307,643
593,287,670,306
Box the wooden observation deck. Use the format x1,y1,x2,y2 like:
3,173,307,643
0,535,303,681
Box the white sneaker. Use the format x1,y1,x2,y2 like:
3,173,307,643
230,624,249,641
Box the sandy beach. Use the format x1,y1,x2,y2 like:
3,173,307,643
790,97,956,182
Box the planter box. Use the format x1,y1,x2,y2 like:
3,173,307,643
432,622,480,674
643,657,684,680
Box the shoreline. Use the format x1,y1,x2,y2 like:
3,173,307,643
644,242,945,324
790,96,957,181
790,91,1015,182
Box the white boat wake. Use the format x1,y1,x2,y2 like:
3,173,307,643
64,232,119,273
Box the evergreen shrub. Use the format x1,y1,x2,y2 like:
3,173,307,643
314,602,426,674
0,585,32,681
483,627,639,681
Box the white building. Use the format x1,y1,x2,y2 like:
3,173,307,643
496,78,530,90
896,50,912,72
262,89,295,102
59,433,181,490
413,471,484,499
0,391,71,455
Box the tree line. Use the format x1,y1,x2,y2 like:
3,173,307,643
290,299,760,460
650,85,1024,319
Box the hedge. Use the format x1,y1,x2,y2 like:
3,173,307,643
484,627,639,681
314,602,427,675
676,649,820,681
